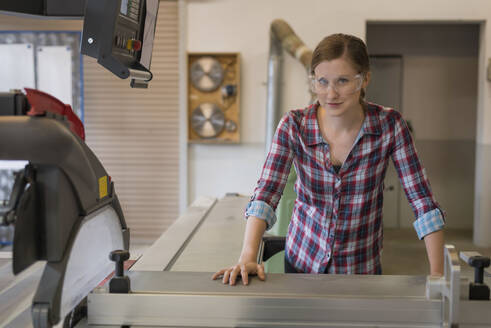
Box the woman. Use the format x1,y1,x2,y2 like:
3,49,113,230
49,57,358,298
212,33,445,285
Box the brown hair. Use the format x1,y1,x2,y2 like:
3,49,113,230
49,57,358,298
310,34,370,102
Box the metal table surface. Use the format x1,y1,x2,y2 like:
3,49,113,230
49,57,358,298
3,195,491,327
88,271,447,328
128,270,428,298
131,195,248,272
0,257,47,328
89,195,491,327
170,195,248,272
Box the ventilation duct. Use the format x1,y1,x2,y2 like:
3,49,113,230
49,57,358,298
265,19,313,152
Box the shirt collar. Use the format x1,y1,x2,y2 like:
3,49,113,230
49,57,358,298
304,102,381,147
304,102,324,146
361,102,382,136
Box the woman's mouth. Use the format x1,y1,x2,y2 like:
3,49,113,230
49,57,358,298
327,102,343,108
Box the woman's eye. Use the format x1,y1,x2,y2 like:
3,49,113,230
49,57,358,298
318,78,328,86
337,78,349,84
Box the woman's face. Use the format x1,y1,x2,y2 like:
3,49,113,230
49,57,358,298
312,57,370,117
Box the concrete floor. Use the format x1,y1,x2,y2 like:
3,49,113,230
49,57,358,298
259,228,491,278
382,228,491,281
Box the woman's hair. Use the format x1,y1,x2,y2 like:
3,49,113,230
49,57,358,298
310,33,370,101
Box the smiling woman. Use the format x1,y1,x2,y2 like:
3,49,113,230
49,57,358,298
212,33,445,285
311,34,370,103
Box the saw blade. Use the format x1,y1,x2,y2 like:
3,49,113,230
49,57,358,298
190,57,224,92
191,103,225,138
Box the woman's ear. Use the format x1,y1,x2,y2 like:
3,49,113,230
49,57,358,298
363,71,371,89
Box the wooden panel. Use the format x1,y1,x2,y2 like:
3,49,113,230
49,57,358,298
188,52,240,143
0,1,180,243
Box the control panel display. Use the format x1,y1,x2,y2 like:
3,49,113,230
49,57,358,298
120,0,141,22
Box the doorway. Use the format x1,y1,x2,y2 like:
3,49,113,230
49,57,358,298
366,55,404,228
366,23,479,230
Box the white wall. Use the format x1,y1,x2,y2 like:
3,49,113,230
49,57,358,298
367,24,479,229
185,0,491,244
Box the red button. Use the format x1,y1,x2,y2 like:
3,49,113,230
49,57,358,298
126,39,142,51
132,40,142,51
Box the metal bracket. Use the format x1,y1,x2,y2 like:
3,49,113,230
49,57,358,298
442,244,461,328
32,303,50,328
426,245,464,327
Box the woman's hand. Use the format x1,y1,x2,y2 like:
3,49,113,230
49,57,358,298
212,261,266,285
212,216,267,285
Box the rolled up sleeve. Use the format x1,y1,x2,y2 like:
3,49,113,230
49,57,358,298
390,111,445,238
245,200,277,230
413,208,445,239
245,113,294,231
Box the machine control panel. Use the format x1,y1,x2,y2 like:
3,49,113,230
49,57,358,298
112,0,142,60
114,30,138,55
81,0,158,88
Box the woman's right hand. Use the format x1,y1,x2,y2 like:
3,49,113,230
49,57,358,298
211,261,266,286
213,216,268,285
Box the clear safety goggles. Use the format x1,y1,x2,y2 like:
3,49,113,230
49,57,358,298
310,73,363,95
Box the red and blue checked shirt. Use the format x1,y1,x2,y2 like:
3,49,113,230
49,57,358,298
246,102,445,274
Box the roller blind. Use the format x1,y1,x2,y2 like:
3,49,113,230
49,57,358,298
0,0,180,243
84,1,179,242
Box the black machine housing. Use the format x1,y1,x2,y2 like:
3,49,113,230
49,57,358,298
0,1,160,326
0,92,130,326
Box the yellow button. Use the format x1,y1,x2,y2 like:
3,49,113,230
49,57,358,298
126,39,133,50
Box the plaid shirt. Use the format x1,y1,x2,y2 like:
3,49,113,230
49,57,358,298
246,102,445,274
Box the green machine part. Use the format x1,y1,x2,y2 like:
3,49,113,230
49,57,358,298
264,166,296,273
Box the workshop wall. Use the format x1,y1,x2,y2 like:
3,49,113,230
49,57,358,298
0,1,181,242
185,0,491,245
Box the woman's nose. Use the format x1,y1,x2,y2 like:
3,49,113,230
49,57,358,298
325,85,339,99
